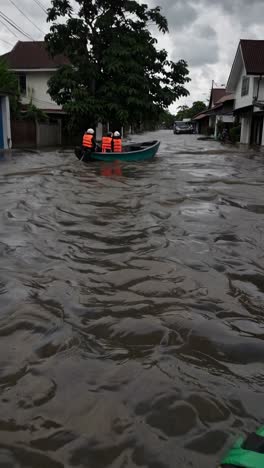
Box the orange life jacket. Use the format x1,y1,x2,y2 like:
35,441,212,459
102,136,113,152
113,138,122,153
83,133,93,148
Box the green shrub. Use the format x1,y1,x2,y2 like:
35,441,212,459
229,125,241,143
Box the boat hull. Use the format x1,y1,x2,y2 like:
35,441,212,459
75,140,160,163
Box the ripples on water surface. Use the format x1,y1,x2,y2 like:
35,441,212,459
0,130,264,467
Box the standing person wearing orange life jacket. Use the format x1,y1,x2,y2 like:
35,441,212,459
82,128,96,152
101,132,113,153
112,131,122,153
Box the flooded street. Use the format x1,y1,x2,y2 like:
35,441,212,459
1,129,264,467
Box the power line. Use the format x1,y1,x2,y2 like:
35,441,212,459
9,0,45,35
38,0,48,11
32,0,47,14
0,17,20,39
0,37,13,47
0,10,35,41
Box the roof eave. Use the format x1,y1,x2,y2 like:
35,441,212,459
226,42,244,92
10,68,61,72
247,71,264,76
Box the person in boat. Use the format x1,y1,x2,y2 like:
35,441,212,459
112,131,122,153
82,128,96,152
101,132,113,153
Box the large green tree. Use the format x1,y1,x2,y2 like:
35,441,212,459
175,100,207,120
190,100,207,117
45,0,190,131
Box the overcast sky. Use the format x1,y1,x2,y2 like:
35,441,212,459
0,0,264,113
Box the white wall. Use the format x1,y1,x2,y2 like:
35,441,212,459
21,71,62,111
234,65,254,110
222,115,234,123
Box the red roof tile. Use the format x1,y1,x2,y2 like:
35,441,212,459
1,41,70,69
210,88,227,107
240,39,264,75
215,93,234,104
193,112,208,121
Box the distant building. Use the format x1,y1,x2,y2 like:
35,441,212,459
0,90,11,150
1,41,69,115
193,88,234,136
1,41,69,147
227,39,264,145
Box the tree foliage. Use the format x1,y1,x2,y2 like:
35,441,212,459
45,0,190,131
0,59,20,114
158,110,175,128
23,101,48,122
175,101,207,120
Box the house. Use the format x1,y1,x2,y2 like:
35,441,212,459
1,41,104,147
226,39,264,145
206,92,235,138
0,90,11,149
193,87,234,136
1,41,69,147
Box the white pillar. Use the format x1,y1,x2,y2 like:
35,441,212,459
96,122,103,140
1,96,12,149
214,115,219,139
240,115,252,144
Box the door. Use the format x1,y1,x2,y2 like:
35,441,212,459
0,99,4,149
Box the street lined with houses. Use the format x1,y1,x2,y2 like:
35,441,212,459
193,40,264,146
1,2,264,468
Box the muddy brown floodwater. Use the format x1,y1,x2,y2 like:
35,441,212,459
0,130,264,468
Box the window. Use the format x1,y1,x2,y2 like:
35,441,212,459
241,76,250,97
18,74,27,95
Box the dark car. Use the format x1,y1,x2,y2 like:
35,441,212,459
173,121,193,134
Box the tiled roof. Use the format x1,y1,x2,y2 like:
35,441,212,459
215,93,234,104
211,88,227,107
240,40,264,75
1,41,70,69
193,112,208,121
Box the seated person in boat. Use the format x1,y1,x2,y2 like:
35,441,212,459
101,132,113,152
82,128,96,152
112,131,122,152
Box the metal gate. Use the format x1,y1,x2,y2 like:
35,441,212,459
37,121,61,146
11,119,36,148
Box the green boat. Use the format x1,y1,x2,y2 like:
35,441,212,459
75,140,160,163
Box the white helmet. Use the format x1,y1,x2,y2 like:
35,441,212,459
87,128,94,134
114,131,120,137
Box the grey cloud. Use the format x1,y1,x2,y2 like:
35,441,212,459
175,42,218,67
196,25,216,39
210,0,263,13
150,0,198,31
167,3,197,30
201,0,264,26
171,24,219,67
